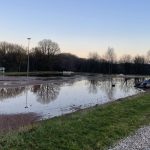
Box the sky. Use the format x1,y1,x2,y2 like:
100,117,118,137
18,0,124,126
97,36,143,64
0,0,150,58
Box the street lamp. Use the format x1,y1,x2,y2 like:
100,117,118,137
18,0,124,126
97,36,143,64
27,38,31,80
25,38,31,109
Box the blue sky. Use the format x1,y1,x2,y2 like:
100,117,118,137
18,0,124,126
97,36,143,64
0,0,150,57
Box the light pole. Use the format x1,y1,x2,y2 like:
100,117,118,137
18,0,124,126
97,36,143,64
27,38,31,80
25,38,31,109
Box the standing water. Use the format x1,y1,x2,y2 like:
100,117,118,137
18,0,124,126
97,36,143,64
0,75,142,119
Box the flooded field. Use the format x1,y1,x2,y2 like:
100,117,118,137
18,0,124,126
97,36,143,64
0,75,144,119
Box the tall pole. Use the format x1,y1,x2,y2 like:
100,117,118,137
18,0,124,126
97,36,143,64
25,38,31,109
27,38,31,80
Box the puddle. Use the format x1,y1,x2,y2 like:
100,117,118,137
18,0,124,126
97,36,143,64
0,75,144,119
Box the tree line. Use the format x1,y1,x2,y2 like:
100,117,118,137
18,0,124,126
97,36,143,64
0,39,150,75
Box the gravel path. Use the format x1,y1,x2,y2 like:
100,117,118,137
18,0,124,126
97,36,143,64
109,126,150,150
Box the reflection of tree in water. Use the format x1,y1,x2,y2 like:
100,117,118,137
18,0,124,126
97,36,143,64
0,87,25,100
31,83,60,104
86,79,101,94
31,78,78,104
118,78,134,93
101,78,114,100
98,78,133,98
134,77,145,86
86,77,138,100
118,77,145,93
86,77,114,99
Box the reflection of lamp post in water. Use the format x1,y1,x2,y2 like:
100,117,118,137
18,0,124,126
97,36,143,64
25,88,28,108
25,38,31,109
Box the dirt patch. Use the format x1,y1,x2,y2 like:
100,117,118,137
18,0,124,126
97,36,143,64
0,113,40,133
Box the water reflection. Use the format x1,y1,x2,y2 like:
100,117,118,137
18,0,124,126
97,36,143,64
0,87,25,100
98,78,115,100
134,77,145,85
31,84,60,104
87,79,101,94
86,77,142,100
0,77,145,105
118,78,133,93
0,78,78,104
0,76,144,119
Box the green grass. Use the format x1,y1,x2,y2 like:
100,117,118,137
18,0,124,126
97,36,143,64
0,93,150,150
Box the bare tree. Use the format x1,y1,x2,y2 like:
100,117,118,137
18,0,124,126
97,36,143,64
146,50,150,64
88,52,100,61
134,55,145,74
38,39,60,56
0,42,26,71
120,54,132,63
105,47,116,63
105,47,116,74
134,55,145,64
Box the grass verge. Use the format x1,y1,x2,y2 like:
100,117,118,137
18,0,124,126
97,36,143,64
0,93,150,150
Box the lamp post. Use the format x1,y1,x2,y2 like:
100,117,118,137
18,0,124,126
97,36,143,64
25,38,31,109
27,38,31,80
